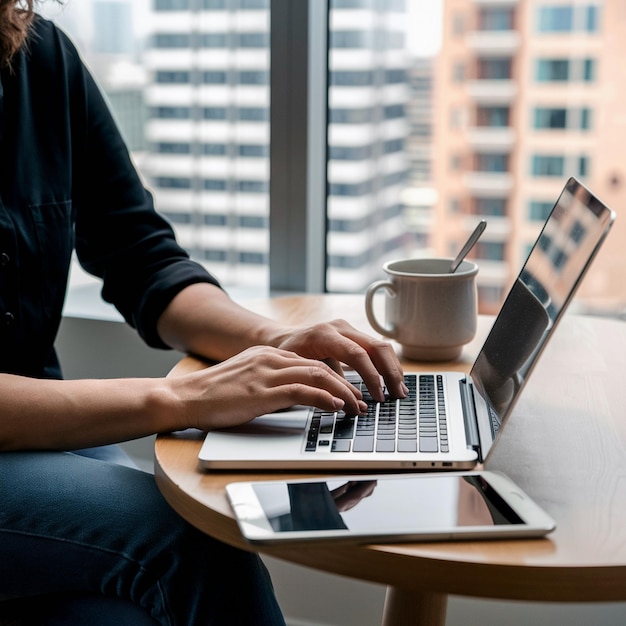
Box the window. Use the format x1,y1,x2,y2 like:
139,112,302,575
476,106,509,127
531,155,564,177
154,33,190,48
156,71,190,84
473,198,507,216
478,8,515,31
533,107,567,129
474,241,505,261
477,58,512,80
537,5,600,33
41,0,626,324
535,58,596,82
157,142,191,154
529,201,553,221
474,153,509,172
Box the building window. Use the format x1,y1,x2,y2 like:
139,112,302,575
203,107,228,120
474,241,505,261
203,71,228,84
238,33,269,47
157,142,191,154
537,5,600,33
477,57,512,80
329,145,372,160
535,58,596,82
154,33,190,48
238,107,269,121
238,144,268,158
330,70,374,86
156,176,192,189
237,70,269,85
203,143,227,156
474,153,509,172
478,7,515,31
529,201,553,221
533,107,567,129
531,155,564,177
473,198,507,216
202,33,228,47
151,106,190,119
330,108,374,124
238,180,269,193
204,179,227,191
476,106,509,127
156,70,190,84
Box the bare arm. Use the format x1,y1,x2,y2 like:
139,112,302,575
0,347,367,451
156,283,407,401
0,283,405,451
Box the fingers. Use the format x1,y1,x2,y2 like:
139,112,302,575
314,321,407,402
276,320,407,402
267,361,366,415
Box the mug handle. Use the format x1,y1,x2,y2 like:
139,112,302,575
364,280,397,339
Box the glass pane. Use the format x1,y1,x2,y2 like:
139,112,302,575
327,0,414,292
42,0,270,294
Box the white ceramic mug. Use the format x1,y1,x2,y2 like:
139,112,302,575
364,258,478,361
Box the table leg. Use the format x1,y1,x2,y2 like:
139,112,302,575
381,586,447,626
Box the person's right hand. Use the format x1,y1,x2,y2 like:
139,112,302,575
167,345,369,432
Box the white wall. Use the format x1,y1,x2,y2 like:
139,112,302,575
55,313,626,626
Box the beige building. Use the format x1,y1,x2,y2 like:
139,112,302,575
432,0,626,315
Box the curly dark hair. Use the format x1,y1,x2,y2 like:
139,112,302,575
0,0,35,68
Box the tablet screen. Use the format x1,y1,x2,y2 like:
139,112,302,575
252,474,524,533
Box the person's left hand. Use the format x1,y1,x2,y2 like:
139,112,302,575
271,319,407,402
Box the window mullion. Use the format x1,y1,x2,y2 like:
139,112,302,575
269,0,329,293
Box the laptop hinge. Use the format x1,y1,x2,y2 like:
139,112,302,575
460,378,481,455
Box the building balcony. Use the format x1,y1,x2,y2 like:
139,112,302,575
466,80,517,103
466,31,521,55
464,171,514,194
467,126,516,149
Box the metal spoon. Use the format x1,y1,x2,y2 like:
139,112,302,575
449,219,487,273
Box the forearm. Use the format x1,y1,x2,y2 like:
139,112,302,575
0,374,181,451
156,283,288,361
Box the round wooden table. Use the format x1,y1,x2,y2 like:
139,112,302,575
154,295,626,625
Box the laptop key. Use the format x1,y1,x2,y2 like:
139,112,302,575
376,439,395,452
397,440,417,453
419,436,438,453
331,439,351,452
353,435,375,452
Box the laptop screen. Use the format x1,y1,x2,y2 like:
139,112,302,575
470,177,615,455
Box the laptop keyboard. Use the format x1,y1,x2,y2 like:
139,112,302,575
304,373,449,454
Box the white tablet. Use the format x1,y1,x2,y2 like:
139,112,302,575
226,470,556,545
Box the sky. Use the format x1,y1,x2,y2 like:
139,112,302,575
407,0,443,56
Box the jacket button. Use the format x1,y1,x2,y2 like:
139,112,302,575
0,253,9,267
4,312,15,326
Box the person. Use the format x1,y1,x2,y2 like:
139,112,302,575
0,2,407,624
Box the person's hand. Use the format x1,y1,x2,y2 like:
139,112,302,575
329,480,378,512
269,319,407,402
167,345,369,431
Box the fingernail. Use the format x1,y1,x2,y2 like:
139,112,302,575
359,401,368,413
333,397,346,409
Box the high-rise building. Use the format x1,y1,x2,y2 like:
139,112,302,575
433,0,626,315
142,0,410,292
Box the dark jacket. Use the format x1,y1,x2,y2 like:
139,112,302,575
0,16,218,378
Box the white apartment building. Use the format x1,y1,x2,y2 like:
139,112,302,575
142,0,411,293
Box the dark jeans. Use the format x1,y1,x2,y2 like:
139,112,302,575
0,448,285,625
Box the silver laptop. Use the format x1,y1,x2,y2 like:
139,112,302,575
198,178,615,470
